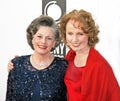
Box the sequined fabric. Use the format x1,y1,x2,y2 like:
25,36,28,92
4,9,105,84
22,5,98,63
6,55,68,101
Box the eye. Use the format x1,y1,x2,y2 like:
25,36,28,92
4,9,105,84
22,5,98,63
38,35,42,38
78,32,84,35
67,32,73,35
47,37,53,40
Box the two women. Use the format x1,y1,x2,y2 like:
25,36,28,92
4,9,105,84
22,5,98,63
7,9,120,101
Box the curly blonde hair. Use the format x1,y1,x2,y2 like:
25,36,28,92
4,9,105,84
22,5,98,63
58,9,99,47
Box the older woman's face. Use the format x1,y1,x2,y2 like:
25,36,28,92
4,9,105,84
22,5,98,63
32,26,55,55
66,20,89,53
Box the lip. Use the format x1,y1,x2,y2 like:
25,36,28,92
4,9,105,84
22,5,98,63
38,45,47,49
72,43,80,47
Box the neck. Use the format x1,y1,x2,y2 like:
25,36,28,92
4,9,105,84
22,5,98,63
33,52,51,63
74,47,90,67
76,47,90,57
30,53,54,69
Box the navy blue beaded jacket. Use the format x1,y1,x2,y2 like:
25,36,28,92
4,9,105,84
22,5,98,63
6,55,68,101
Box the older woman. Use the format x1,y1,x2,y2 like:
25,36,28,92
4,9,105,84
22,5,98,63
6,15,68,101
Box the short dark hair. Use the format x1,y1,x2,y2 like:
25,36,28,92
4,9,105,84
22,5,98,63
26,15,60,51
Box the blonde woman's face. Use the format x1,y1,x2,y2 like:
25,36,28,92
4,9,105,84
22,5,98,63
32,26,55,55
66,20,89,53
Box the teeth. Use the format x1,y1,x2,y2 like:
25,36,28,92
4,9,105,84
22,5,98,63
38,45,47,49
73,44,79,46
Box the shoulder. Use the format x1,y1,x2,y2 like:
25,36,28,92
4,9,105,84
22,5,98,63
12,55,30,63
92,48,110,65
54,57,68,67
55,57,68,64
89,48,112,71
92,49,119,84
11,55,31,69
65,49,75,61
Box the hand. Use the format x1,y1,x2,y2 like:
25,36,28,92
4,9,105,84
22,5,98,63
7,60,14,72
7,55,19,72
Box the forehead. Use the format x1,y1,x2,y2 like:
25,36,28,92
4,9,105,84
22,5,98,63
36,26,55,36
66,20,84,30
66,19,83,29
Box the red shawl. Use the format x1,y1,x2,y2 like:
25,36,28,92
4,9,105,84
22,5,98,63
64,48,120,101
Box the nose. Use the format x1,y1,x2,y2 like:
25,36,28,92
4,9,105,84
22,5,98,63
72,34,78,41
40,37,46,43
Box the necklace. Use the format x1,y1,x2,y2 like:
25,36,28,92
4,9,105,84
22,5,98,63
31,55,51,67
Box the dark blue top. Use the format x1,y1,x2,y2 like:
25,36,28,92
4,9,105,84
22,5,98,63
6,55,68,101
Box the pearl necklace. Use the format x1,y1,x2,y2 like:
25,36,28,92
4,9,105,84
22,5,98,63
31,55,51,67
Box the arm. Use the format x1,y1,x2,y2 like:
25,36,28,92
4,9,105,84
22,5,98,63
6,71,13,100
108,67,120,101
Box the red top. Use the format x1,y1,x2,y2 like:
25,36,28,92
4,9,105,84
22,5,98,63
64,48,120,101
65,59,85,101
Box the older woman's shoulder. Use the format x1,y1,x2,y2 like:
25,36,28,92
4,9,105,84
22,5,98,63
55,56,68,62
55,57,68,66
12,55,30,62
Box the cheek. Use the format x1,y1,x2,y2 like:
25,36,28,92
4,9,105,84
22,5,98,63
32,40,36,48
48,41,55,48
66,37,70,43
32,39,36,45
51,41,55,47
82,37,89,44
32,38,38,48
66,35,71,42
32,39,34,44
